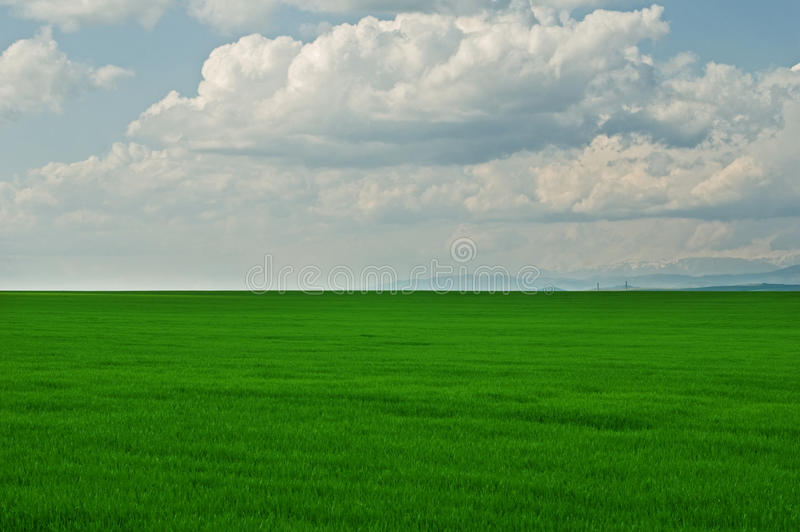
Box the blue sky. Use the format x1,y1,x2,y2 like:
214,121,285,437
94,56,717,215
1,1,799,288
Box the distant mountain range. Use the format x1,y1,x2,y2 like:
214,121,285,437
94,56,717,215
678,284,800,292
391,264,800,292
554,256,798,278
541,264,800,291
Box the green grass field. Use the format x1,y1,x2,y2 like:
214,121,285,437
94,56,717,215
1,292,799,530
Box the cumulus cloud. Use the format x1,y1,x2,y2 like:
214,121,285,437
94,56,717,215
0,28,133,122
467,121,799,221
6,96,800,242
126,5,800,170
128,6,669,165
118,6,800,222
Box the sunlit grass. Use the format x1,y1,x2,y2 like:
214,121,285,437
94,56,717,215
1,292,799,529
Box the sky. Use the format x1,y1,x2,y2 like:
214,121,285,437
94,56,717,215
1,0,799,289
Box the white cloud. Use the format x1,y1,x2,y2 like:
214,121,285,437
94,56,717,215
6,7,800,227
792,62,800,72
691,156,766,204
4,139,799,288
0,0,632,31
91,65,135,89
319,115,800,224
0,0,172,31
185,0,279,32
128,7,669,165
187,0,604,31
0,28,133,122
125,6,800,174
